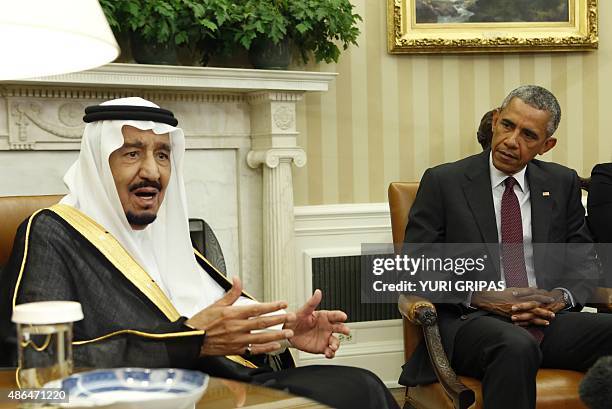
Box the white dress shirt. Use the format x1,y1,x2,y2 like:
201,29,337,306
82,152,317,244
487,153,574,306
489,153,537,287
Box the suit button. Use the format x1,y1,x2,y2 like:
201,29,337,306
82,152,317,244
460,315,468,320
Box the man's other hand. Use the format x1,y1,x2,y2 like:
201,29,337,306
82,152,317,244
510,288,566,326
471,287,526,317
472,287,563,326
284,289,350,359
186,277,295,356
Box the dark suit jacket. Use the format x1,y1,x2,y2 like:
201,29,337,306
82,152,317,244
587,163,612,286
399,149,598,386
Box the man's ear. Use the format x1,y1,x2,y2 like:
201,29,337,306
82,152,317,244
491,108,500,132
539,137,557,155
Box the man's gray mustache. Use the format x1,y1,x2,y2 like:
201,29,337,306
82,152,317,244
129,181,162,192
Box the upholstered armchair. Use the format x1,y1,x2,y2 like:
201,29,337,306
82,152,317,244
0,195,63,267
388,182,612,409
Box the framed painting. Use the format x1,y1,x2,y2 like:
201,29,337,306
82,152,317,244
387,0,598,53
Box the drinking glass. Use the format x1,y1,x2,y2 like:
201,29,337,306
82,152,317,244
12,301,83,388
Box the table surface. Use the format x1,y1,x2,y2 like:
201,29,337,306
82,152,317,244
0,368,328,408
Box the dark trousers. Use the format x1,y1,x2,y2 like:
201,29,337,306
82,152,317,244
451,311,612,409
253,364,400,409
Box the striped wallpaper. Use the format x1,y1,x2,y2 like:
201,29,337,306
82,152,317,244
293,0,611,206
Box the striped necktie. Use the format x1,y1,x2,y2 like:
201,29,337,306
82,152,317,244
501,177,544,342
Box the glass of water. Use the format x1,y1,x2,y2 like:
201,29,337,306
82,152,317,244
12,301,83,388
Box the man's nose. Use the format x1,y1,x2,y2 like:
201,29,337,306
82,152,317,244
505,130,520,147
139,153,161,180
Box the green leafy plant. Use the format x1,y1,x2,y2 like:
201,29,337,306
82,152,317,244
100,0,183,45
99,0,230,47
232,0,362,64
98,0,361,66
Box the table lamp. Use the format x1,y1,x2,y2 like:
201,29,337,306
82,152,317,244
0,0,119,80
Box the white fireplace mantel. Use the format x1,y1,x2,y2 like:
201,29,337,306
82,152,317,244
0,63,335,304
12,63,336,92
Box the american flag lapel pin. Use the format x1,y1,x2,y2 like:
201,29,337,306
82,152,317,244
542,191,550,197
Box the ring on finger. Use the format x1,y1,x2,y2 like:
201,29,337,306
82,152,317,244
245,343,252,355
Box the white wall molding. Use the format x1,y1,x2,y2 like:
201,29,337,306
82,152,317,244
295,202,391,236
295,226,392,237
295,202,390,219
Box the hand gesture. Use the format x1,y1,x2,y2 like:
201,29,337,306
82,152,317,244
284,289,350,358
186,277,294,356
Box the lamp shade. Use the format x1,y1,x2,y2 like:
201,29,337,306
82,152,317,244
0,0,120,80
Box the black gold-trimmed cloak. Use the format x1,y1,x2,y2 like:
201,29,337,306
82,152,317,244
0,205,399,409
0,204,293,374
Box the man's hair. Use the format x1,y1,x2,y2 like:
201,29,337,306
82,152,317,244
500,85,561,137
477,109,495,150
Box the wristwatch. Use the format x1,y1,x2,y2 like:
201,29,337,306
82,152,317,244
559,289,572,309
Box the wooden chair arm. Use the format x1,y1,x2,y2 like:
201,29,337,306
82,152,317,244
398,295,475,409
586,287,612,312
398,294,437,325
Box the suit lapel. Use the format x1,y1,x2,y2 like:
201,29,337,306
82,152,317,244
527,163,553,277
463,152,498,243
463,151,500,273
527,163,553,243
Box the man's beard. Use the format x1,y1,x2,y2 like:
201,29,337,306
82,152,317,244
126,211,157,226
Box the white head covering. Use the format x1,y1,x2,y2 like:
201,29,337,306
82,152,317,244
61,97,225,317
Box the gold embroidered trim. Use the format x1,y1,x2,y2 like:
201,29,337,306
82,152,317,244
49,204,180,321
73,328,205,345
12,209,44,309
74,330,257,369
226,355,258,369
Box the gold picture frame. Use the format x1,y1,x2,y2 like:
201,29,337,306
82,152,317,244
387,0,598,54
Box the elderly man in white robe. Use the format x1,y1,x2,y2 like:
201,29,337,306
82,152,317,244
0,97,399,409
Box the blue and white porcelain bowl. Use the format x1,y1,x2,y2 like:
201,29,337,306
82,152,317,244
45,368,209,408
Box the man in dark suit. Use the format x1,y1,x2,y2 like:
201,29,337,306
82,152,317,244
587,163,612,286
399,85,612,408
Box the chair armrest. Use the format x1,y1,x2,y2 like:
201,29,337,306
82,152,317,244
586,287,612,312
398,295,475,409
398,294,437,325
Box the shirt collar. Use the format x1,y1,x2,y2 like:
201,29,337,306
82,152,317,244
489,151,527,192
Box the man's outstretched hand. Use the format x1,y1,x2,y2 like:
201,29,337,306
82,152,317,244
186,277,295,356
284,289,350,358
